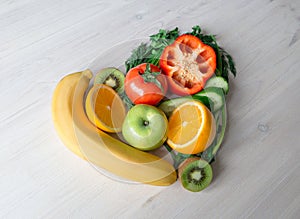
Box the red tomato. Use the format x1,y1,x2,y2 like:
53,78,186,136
125,63,168,105
160,34,216,95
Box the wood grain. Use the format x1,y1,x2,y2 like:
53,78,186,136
1,0,299,218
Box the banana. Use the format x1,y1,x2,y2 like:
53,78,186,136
52,72,86,160
52,70,177,186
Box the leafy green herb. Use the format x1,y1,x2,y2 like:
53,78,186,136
124,43,149,72
125,28,179,72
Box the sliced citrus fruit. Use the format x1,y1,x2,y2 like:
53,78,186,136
167,100,216,154
85,84,126,133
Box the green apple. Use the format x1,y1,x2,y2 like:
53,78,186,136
122,104,168,151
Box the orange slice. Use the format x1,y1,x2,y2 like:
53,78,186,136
167,100,216,154
85,84,126,133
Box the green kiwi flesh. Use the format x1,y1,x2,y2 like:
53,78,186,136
94,67,125,94
178,158,213,192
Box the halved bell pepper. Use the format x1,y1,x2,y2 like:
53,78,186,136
160,34,216,95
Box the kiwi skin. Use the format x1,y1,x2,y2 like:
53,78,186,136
178,157,213,192
94,67,125,94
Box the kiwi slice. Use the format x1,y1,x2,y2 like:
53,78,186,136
94,67,125,94
178,157,213,192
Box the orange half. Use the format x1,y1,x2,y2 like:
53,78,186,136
167,100,216,154
85,84,126,133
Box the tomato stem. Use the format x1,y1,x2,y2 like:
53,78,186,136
141,64,165,93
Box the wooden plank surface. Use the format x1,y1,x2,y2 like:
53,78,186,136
1,0,299,218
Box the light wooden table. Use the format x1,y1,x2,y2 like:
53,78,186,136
1,0,299,218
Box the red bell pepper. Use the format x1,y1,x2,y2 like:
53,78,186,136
160,34,216,95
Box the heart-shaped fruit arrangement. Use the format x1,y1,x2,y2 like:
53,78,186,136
52,25,236,192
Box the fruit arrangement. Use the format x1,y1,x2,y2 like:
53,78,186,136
52,25,236,192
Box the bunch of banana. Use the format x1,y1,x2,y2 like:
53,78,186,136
51,70,177,186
